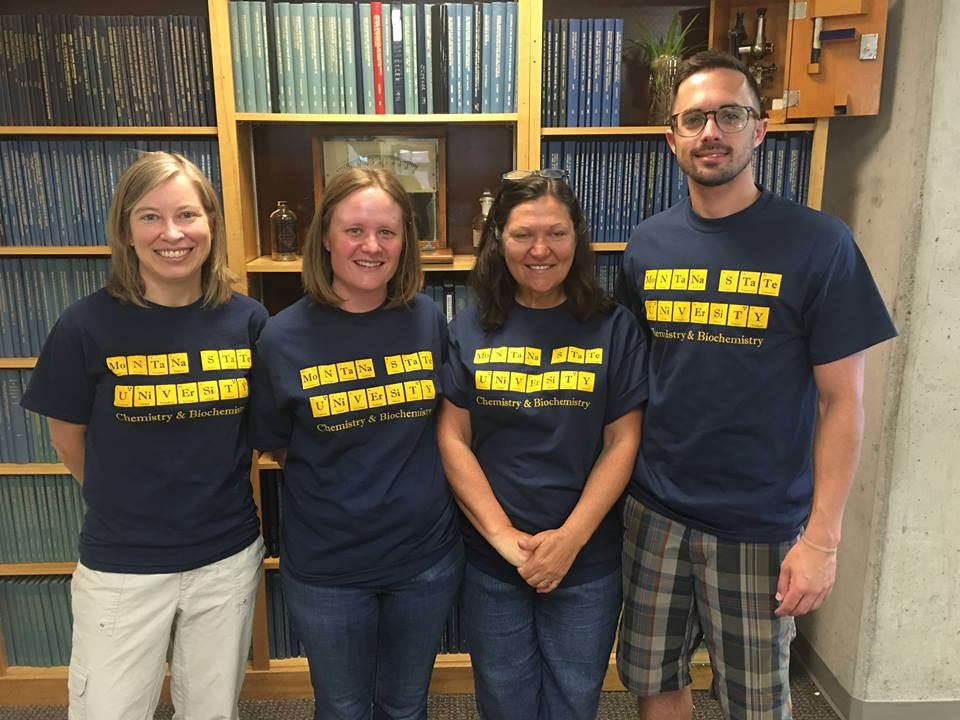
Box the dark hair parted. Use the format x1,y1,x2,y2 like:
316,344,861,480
470,176,614,332
671,49,766,118
302,166,422,309
106,151,236,308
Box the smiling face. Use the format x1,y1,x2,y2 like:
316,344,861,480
501,194,576,308
129,173,212,306
667,68,767,189
324,186,405,312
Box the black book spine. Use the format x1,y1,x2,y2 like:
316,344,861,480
432,4,448,114
415,3,427,114
471,2,481,112
390,5,404,113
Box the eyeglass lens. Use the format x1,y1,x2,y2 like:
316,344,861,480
673,106,752,137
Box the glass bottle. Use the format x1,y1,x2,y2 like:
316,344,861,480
270,201,299,261
472,190,495,252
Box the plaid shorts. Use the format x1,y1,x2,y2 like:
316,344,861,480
616,495,797,720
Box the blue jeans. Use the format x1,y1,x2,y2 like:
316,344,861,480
463,563,622,720
282,542,464,720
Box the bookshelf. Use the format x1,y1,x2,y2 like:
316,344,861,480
0,0,885,705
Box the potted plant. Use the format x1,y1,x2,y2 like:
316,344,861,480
627,13,701,125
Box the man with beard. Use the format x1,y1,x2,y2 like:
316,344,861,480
614,51,896,720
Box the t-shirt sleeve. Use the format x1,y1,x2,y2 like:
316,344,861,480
604,309,649,424
248,337,293,451
804,231,897,365
20,315,95,425
440,317,471,408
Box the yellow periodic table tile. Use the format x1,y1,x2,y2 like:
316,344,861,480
747,306,770,329
585,348,603,364
507,347,525,364
328,392,349,415
758,273,782,297
567,347,585,364
418,351,434,370
237,378,249,397
384,355,404,375
656,301,674,322
643,269,657,290
672,302,691,323
709,303,729,325
645,300,658,320
475,370,492,390
491,371,510,391
490,346,508,363
560,370,578,390
218,349,239,370
106,356,128,376
236,349,252,369
156,384,178,406
551,347,568,364
727,305,749,327
421,379,436,400
509,372,527,393
525,374,543,393
218,379,239,400
671,268,689,290
336,361,358,382
402,353,422,372
134,385,156,407
177,382,199,404
655,269,672,290
474,348,491,364
348,389,368,412
198,381,220,403
524,347,542,366
737,271,760,294
127,355,148,375
310,395,330,418
688,269,709,291
355,358,376,379
147,354,168,376
385,383,405,405
691,302,710,324
542,372,560,391
114,385,133,407
300,366,321,389
367,385,387,407
200,350,221,371
404,380,424,401
577,371,595,392
718,270,740,293
168,353,190,374
318,364,338,385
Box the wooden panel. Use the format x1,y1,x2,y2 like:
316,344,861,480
0,463,69,475
785,0,887,118
0,127,216,136
237,114,518,124
0,247,111,256
0,562,76,576
0,359,38,369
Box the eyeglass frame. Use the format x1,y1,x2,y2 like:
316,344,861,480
501,168,570,182
669,105,759,138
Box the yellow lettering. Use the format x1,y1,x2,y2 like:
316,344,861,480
402,353,423,372
348,389,368,412
691,302,710,324
657,301,673,322
747,306,770,329
727,304,749,328
474,348,491,364
127,355,148,375
218,379,239,400
709,303,729,325
492,371,510,391
420,379,436,400
198,380,220,402
319,364,339,385
105,356,128,376
384,355,404,375
475,370,492,390
385,383,405,405
156,384,177,405
507,347,525,364
524,347,541,366
542,372,560,391
671,268,689,290
738,271,760,294
356,358,376,379
490,346,508,363
560,371,578,390
133,385,156,407
147,355,168,375
585,348,603,364
200,351,221,371
551,347,568,364
367,386,387,407
336,361,358,382
645,300,658,320
509,372,527,393
672,301,691,323
310,395,330,418
218,349,238,370
168,353,189,374
577,371,595,393
328,392,349,415
114,385,133,407
643,269,657,290
418,351,434,371
404,380,423,401
655,269,672,290
525,374,543,393
176,382,199,404
300,366,321,389
236,349,252,369
688,269,708,291
758,273,783,297
719,270,740,292
237,378,249,398
567,347,585,364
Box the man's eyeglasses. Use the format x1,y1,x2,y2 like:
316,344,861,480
670,105,757,137
502,168,569,182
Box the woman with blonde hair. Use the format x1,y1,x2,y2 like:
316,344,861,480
22,151,267,719
249,166,462,720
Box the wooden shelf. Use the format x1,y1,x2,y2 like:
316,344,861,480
0,246,110,256
0,358,37,369
0,126,217,136
257,452,282,470
264,557,279,570
593,243,627,252
0,562,76,576
541,122,817,137
0,463,69,475
236,113,518,125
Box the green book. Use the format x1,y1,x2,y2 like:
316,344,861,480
236,1,258,112
303,3,325,113
339,3,358,113
290,2,309,113
321,3,344,113
402,3,416,114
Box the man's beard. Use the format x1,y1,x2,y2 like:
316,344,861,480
680,144,754,188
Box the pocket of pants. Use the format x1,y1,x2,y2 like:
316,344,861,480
71,563,125,637
230,539,263,615
68,663,89,719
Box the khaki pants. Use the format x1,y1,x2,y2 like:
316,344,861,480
67,538,263,720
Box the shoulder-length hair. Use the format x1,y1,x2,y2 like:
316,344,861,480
106,151,236,308
470,175,614,331
302,166,422,309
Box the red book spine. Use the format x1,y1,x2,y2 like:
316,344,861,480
371,2,386,113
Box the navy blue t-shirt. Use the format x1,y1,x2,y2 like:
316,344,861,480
616,190,897,542
21,289,267,572
443,302,648,586
249,293,458,588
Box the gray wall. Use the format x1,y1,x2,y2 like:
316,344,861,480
797,0,960,712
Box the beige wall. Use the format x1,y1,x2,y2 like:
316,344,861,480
798,0,960,706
